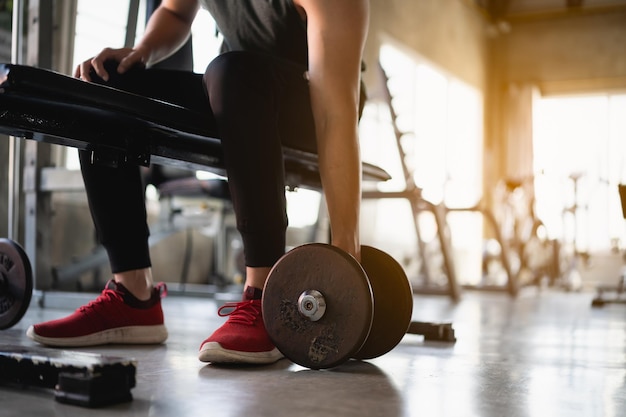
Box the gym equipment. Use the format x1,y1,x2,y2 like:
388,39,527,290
591,184,626,307
0,63,390,190
591,280,625,307
0,344,136,407
0,62,389,293
407,321,456,343
0,238,32,330
263,244,375,369
262,244,414,369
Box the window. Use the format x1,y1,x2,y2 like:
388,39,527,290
73,0,145,72
190,8,221,73
359,42,484,282
68,0,147,169
533,93,626,252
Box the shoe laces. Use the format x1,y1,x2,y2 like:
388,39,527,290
218,300,261,326
78,286,121,314
77,281,166,313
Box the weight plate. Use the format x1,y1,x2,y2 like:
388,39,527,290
262,243,373,369
0,238,33,330
353,245,413,360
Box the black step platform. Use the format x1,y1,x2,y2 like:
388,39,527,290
0,345,136,407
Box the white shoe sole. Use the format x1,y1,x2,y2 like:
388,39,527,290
198,341,284,365
26,325,168,347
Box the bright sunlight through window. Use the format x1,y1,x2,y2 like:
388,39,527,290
533,93,626,252
359,42,484,281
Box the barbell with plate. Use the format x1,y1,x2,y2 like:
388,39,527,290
0,238,33,330
262,243,413,369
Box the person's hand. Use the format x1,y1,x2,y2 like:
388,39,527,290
74,46,150,82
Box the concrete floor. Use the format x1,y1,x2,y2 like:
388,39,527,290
1,285,625,417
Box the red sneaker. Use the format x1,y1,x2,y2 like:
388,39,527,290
27,280,168,347
199,299,283,365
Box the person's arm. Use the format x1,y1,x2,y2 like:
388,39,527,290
75,0,199,81
295,0,369,261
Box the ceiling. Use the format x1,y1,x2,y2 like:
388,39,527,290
473,0,626,21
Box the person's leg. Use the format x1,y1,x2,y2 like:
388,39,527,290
205,52,316,280
27,63,207,347
198,52,316,364
79,62,210,299
28,139,168,346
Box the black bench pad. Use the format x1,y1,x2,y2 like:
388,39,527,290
0,64,390,189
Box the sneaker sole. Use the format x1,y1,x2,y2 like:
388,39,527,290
198,341,284,365
26,325,168,347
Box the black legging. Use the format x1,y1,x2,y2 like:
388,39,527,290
79,51,317,273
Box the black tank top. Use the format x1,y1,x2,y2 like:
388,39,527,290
200,0,308,67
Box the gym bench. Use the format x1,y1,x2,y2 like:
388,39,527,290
0,63,390,188
0,63,390,292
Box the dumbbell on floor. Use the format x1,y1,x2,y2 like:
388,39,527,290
262,243,414,369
